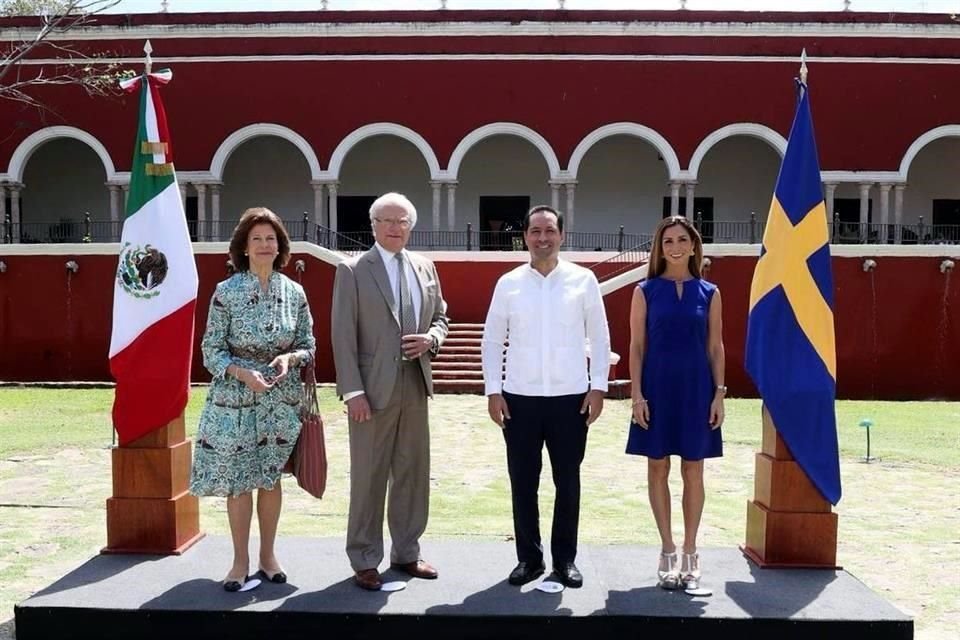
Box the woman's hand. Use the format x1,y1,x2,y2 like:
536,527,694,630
267,353,295,383
709,395,725,429
632,397,650,429
238,367,274,393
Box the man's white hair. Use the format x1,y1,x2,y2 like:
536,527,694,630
369,192,418,229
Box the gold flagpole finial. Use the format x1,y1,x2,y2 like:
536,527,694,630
800,48,808,85
144,40,153,75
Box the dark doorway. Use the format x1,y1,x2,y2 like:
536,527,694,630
932,199,960,243
832,197,873,243
479,196,529,251
337,195,377,249
661,197,714,242
185,195,198,241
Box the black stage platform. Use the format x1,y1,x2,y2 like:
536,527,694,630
15,536,911,640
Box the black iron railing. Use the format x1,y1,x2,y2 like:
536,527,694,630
3,212,958,247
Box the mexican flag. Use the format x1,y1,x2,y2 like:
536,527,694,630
109,68,198,445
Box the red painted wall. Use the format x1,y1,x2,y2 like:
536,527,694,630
0,252,957,399
1,12,957,175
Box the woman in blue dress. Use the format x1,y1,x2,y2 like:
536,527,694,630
189,208,316,591
626,216,725,591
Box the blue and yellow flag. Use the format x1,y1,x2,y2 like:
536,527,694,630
745,81,841,505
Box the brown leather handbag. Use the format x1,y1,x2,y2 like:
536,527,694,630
284,362,327,499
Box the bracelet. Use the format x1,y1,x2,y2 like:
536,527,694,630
632,398,647,406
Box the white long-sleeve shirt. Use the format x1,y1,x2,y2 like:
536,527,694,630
481,260,610,397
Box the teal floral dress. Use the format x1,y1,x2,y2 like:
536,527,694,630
189,271,316,497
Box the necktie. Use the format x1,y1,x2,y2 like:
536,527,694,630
396,253,417,337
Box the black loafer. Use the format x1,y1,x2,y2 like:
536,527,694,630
554,562,583,588
223,579,244,592
508,561,546,586
257,568,287,584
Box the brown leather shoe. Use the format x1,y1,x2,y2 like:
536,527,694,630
390,559,438,579
354,568,383,591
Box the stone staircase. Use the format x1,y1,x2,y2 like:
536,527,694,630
433,323,487,394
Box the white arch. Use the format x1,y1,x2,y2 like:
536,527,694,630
210,123,322,181
446,122,561,180
7,126,116,183
687,123,786,180
899,124,960,181
567,122,680,181
326,123,441,181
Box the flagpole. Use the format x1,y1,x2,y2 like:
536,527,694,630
144,40,153,75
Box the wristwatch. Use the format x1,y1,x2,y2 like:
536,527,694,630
716,385,728,395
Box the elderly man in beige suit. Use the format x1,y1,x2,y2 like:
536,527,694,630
331,192,449,591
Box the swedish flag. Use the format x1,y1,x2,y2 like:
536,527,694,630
745,81,841,505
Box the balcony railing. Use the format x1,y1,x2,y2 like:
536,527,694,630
3,213,958,247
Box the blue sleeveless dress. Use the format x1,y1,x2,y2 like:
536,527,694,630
625,277,723,460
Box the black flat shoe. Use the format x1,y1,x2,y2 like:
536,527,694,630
553,562,583,589
508,561,546,586
257,568,287,584
223,579,244,592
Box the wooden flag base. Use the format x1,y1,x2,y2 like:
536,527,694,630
741,406,839,569
103,413,204,555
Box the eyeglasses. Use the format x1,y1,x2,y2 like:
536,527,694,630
374,217,411,229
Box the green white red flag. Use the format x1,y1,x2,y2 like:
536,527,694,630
109,68,198,445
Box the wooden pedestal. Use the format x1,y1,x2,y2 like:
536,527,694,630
103,413,203,555
741,406,839,568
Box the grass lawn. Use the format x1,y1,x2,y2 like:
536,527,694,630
0,389,957,640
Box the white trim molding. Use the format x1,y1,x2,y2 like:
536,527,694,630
10,20,960,42
446,122,561,181
898,124,960,181
686,123,787,180
7,126,117,183
567,122,681,181
324,122,441,181
209,123,322,181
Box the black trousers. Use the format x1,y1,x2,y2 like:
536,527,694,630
501,391,588,567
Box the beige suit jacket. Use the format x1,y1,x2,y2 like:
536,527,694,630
331,247,449,411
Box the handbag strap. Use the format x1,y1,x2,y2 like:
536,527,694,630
301,359,320,419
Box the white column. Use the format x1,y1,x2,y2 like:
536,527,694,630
684,181,696,218
565,182,577,232
430,181,443,231
669,181,681,217
878,183,891,245
824,182,837,225
0,184,8,243
328,182,339,233
122,184,130,209
550,181,561,211
178,182,188,207
209,183,221,242
10,183,22,244
108,184,122,225
0,183,7,228
894,184,905,244
446,182,457,231
858,183,872,243
311,181,324,228
195,183,209,240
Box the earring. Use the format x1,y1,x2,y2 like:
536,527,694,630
244,252,248,256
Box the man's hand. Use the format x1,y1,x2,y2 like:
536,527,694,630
346,394,372,423
487,394,511,429
402,333,434,359
580,389,605,426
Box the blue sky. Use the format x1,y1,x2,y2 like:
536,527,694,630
103,1,959,14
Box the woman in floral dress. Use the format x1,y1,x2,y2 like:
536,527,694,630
189,207,316,591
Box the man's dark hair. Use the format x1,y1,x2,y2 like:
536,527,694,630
521,205,564,233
